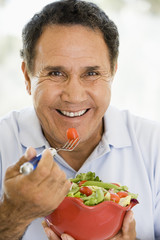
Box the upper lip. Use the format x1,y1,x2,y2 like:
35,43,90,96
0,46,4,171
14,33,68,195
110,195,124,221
56,107,90,112
58,109,88,112
56,108,90,117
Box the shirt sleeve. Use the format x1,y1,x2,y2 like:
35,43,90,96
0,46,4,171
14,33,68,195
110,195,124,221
134,116,160,239
149,121,160,239
154,143,160,239
0,152,2,199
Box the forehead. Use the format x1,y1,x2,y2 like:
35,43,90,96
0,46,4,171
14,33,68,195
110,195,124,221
34,25,110,70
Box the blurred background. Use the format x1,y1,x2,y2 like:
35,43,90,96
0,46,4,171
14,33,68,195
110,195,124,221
0,0,160,121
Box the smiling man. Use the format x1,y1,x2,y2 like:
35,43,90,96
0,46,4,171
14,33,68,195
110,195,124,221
0,1,160,240
22,24,113,171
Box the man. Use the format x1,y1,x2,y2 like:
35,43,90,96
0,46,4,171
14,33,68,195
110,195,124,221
0,0,160,239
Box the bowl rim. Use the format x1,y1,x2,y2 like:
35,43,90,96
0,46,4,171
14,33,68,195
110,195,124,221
63,196,138,211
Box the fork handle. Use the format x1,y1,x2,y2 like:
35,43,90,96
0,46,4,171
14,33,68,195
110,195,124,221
19,148,57,175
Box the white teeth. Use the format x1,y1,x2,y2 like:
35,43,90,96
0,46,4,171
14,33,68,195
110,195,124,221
60,110,87,117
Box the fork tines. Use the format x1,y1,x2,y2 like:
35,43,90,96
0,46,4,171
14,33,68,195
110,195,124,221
61,138,79,151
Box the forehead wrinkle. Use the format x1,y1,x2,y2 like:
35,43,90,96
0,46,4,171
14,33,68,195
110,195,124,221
36,52,99,68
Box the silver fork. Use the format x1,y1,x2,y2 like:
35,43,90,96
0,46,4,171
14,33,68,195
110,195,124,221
20,138,79,175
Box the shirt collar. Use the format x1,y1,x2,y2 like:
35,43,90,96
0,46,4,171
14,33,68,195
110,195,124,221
82,106,132,164
103,106,132,148
18,106,47,148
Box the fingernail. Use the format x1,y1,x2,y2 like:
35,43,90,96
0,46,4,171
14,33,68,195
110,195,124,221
24,147,30,158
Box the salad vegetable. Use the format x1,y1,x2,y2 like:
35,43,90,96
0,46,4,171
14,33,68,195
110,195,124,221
67,172,138,206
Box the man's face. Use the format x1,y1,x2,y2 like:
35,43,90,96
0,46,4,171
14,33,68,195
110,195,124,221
24,25,114,147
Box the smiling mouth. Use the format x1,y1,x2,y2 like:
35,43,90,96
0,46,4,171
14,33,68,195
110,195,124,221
57,109,89,117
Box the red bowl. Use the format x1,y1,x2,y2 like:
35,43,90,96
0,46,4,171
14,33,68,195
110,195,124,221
45,197,138,240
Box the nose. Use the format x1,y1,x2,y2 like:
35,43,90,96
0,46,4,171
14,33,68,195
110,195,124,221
61,76,87,103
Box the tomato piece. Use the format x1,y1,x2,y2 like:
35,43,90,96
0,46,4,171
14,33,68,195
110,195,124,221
75,197,84,203
80,186,92,196
67,128,79,140
117,191,128,198
110,193,120,203
111,183,120,187
79,180,87,187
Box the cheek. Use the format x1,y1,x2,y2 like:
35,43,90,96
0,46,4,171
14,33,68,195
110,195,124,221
93,83,111,109
32,88,47,108
32,84,57,108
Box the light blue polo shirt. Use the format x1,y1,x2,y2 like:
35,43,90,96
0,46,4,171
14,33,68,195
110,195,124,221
0,106,160,240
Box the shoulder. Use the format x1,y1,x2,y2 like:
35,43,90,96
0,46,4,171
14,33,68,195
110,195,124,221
108,106,160,133
105,106,160,145
0,106,33,125
0,107,35,137
122,109,160,140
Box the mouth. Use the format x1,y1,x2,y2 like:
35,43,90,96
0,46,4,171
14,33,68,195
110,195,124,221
56,109,89,118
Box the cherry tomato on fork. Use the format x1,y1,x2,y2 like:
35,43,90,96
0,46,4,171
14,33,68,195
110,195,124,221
67,128,79,140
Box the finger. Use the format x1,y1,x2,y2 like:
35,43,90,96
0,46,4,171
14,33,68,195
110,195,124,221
122,210,134,231
14,146,37,171
110,211,136,240
42,220,48,228
42,221,61,240
61,233,75,240
41,163,68,188
28,149,55,183
122,210,136,237
24,146,37,160
38,169,71,210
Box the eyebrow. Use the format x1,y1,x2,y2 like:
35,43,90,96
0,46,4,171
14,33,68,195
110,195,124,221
83,66,101,71
42,66,64,72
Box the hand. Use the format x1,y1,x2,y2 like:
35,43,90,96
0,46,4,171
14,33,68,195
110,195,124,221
42,221,75,240
110,210,136,240
3,147,71,221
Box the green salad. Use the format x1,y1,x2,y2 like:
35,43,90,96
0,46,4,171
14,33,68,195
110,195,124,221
67,172,138,206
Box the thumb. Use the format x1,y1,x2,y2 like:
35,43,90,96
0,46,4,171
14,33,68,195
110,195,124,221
24,146,37,160
122,210,136,237
16,146,37,170
42,221,61,240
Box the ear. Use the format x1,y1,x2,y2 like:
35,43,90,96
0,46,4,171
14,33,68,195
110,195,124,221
21,61,32,95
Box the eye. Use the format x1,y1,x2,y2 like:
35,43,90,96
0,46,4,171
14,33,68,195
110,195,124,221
48,71,63,76
87,71,99,76
47,70,67,82
82,71,100,82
